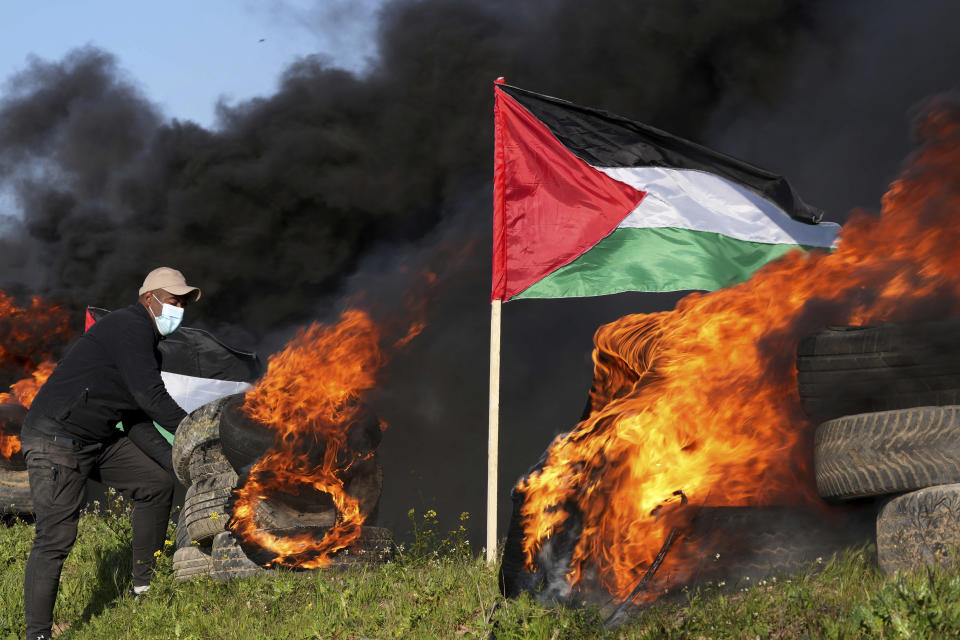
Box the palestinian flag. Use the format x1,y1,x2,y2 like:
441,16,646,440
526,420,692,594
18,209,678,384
86,307,262,443
491,81,840,301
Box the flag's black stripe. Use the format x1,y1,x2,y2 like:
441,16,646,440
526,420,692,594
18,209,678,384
87,307,262,382
159,327,262,382
499,84,823,224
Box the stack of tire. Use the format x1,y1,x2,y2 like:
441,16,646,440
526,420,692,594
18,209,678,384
171,397,236,580
0,404,32,520
171,394,392,581
801,318,960,575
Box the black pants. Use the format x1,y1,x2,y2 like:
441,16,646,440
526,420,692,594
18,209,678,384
21,432,173,640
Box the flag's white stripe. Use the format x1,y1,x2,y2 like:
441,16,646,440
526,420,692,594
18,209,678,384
596,166,839,247
160,371,252,414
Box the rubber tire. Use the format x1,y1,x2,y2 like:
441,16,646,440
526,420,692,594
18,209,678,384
219,395,382,475
172,396,233,487
252,493,337,530
814,406,960,501
0,404,27,471
0,444,26,472
500,502,874,605
0,467,32,515
210,531,271,581
211,526,394,580
876,484,960,575
175,512,189,548
188,441,234,483
797,320,960,422
173,545,214,580
182,470,239,545
219,395,273,475
0,404,26,435
500,487,549,599
684,506,874,586
240,459,383,528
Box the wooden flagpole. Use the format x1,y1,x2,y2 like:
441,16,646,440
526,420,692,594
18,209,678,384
486,298,502,563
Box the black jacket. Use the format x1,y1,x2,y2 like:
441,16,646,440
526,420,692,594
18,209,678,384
25,303,187,442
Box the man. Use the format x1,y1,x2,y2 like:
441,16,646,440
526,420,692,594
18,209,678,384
20,267,200,640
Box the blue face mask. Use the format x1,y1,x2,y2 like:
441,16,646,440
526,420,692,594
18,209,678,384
151,294,184,335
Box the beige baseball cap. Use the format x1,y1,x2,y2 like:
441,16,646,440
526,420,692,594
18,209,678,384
139,267,201,302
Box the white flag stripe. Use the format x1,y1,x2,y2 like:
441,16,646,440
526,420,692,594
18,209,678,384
160,371,252,414
596,166,840,247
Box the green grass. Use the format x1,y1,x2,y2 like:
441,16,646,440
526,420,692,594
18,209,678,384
3,503,960,639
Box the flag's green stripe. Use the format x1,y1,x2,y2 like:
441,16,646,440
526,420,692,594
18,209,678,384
515,226,825,298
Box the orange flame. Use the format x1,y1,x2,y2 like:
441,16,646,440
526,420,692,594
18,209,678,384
0,435,20,458
519,97,960,601
0,291,71,373
1,361,57,409
229,309,384,567
1,290,71,461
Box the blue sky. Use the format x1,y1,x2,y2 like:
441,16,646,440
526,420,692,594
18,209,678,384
0,0,386,128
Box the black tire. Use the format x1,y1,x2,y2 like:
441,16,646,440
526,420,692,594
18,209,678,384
219,395,382,476
684,506,874,586
219,395,273,475
876,483,960,575
188,441,234,483
814,406,960,501
239,526,394,568
797,320,960,422
500,487,551,599
500,502,874,605
182,470,239,545
173,545,214,580
0,468,32,515
242,459,383,529
0,444,26,472
0,404,27,472
211,526,394,580
172,396,233,487
252,493,337,530
175,511,189,549
210,531,271,581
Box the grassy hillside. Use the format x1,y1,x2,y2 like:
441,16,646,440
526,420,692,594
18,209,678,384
2,498,959,639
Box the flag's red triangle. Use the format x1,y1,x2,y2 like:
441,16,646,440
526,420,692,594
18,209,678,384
84,307,97,333
492,85,646,301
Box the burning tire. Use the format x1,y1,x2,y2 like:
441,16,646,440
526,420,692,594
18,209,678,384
172,396,232,486
0,468,32,515
797,320,960,422
500,487,550,599
218,395,272,475
173,545,214,580
501,493,873,603
876,483,960,575
210,526,394,580
685,506,873,585
814,406,960,500
181,470,239,545
218,394,383,523
0,400,30,515
0,404,27,472
219,395,382,471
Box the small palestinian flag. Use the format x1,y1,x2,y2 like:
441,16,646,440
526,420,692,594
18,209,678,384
491,81,840,301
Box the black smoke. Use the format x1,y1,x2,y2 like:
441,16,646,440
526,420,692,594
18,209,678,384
1,0,958,545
